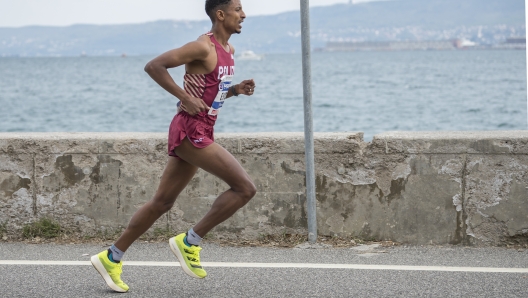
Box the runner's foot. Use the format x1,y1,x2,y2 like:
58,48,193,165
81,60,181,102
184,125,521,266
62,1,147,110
91,250,129,293
169,233,207,278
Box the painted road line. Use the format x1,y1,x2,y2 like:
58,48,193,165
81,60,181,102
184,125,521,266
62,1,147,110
0,260,527,273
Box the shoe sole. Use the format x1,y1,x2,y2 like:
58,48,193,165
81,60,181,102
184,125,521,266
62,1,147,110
169,237,204,279
90,255,128,293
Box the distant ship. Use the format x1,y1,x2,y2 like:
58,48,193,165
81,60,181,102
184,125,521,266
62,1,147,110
456,39,477,49
237,50,264,61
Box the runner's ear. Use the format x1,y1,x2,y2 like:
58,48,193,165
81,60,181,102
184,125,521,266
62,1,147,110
216,10,226,22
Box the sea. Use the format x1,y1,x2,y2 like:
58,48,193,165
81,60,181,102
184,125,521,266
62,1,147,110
0,50,526,141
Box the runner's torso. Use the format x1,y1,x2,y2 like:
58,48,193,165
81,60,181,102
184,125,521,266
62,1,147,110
181,33,235,122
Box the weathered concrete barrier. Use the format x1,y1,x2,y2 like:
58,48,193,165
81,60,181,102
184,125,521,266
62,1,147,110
0,131,527,246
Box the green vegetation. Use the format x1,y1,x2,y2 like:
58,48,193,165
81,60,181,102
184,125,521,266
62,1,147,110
255,233,308,247
0,221,7,238
22,218,61,239
203,231,215,240
153,227,173,239
94,228,123,241
357,235,379,243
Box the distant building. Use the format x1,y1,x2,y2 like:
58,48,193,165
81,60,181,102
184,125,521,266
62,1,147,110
492,37,526,50
325,40,461,52
506,37,526,44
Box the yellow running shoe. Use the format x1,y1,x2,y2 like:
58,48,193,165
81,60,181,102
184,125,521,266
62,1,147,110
91,250,129,293
169,233,207,279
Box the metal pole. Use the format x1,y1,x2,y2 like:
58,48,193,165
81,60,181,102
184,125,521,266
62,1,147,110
300,0,317,244
526,0,528,129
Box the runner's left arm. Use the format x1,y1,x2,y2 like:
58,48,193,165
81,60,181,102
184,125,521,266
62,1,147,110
226,44,256,98
227,79,256,98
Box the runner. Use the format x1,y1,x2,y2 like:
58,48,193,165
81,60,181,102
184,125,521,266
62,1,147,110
91,0,256,292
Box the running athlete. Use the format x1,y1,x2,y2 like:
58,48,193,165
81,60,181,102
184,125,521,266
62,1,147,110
91,0,256,292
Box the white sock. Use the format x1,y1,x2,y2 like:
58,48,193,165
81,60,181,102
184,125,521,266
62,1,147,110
186,228,203,246
109,244,125,262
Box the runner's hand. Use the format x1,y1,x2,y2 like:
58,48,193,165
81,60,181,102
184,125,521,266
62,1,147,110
238,79,256,96
180,97,210,116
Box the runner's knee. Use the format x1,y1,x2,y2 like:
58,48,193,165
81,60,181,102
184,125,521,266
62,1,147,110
237,180,256,203
151,195,176,214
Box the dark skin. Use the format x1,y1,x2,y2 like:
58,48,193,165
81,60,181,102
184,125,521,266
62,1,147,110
114,0,257,252
143,0,255,116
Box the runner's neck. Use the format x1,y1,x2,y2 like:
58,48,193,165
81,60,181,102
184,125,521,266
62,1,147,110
209,27,231,50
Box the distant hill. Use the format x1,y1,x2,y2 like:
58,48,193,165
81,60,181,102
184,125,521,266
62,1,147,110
311,0,524,29
0,0,524,56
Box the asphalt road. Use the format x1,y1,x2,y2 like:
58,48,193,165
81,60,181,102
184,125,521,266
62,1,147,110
0,242,527,297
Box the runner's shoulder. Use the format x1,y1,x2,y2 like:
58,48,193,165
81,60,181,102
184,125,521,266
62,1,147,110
183,36,213,59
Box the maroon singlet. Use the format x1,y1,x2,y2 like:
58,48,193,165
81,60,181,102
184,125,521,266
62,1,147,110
168,33,235,157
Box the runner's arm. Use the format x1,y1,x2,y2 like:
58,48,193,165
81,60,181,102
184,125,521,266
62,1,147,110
223,44,257,98
223,43,256,98
227,79,256,98
144,41,211,115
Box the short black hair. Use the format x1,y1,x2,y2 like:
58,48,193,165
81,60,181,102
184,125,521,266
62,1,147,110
205,0,232,21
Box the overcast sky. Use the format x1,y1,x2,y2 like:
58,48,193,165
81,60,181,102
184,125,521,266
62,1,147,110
0,0,378,28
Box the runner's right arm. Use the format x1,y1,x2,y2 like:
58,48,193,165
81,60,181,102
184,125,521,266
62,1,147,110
144,40,211,116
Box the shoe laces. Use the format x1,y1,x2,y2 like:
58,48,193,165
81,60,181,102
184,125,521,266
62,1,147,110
184,246,202,264
109,262,123,279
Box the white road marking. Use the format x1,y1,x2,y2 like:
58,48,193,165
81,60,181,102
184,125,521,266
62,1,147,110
0,260,527,273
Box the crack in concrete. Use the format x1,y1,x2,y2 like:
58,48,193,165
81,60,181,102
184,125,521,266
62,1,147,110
32,154,37,216
453,154,470,245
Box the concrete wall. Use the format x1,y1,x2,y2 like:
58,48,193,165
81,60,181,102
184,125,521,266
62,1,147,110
0,131,527,246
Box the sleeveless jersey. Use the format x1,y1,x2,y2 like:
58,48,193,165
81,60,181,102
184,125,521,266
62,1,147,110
182,33,235,121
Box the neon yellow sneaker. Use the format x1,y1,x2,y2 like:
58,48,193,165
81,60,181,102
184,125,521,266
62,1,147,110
169,233,207,279
90,250,129,293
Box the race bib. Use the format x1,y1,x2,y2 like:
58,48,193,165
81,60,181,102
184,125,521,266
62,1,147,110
208,75,233,116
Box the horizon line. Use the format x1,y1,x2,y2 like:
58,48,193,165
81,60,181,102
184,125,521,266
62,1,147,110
0,1,391,29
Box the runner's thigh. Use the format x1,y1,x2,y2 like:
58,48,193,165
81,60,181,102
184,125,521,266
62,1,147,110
154,156,198,203
173,138,253,189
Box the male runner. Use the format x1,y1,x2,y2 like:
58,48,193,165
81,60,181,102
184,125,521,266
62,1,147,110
91,0,256,292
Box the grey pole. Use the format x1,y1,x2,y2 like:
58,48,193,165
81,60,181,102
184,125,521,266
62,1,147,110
526,0,528,129
300,0,317,244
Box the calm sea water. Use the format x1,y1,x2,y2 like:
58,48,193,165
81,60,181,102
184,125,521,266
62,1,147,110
0,51,526,141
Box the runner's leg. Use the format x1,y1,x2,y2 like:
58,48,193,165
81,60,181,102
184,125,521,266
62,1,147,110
91,157,197,291
174,138,257,237
113,157,198,252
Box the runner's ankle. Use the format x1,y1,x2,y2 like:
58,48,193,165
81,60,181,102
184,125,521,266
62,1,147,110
186,228,203,246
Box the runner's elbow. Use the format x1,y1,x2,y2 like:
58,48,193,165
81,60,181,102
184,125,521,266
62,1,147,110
144,61,155,74
144,60,164,74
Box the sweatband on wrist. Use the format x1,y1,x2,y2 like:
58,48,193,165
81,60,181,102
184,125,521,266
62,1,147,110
231,85,239,96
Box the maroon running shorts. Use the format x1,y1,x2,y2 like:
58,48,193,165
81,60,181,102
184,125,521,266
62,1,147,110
168,112,215,158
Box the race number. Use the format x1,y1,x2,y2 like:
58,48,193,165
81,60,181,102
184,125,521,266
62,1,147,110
208,75,233,116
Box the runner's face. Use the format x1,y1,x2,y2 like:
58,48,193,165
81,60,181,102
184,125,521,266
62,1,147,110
222,0,246,34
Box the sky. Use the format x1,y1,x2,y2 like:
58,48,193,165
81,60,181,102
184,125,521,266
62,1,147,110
0,0,377,28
